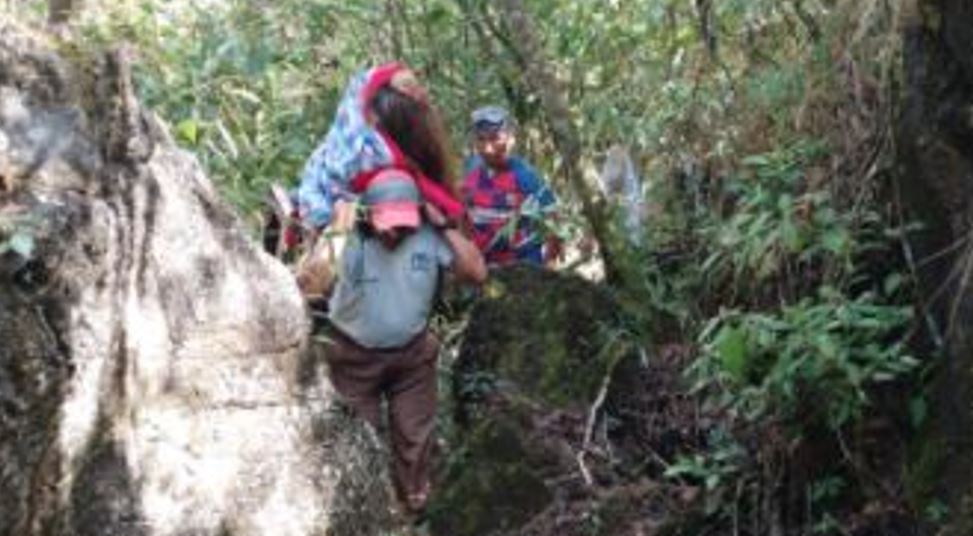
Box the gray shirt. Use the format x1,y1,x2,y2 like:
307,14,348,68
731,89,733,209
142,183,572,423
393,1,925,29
328,224,454,349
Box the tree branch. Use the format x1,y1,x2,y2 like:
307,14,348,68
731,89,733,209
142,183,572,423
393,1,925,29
47,0,79,26
790,0,822,43
460,3,532,123
695,0,718,60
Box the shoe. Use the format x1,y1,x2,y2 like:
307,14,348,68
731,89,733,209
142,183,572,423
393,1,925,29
405,490,428,514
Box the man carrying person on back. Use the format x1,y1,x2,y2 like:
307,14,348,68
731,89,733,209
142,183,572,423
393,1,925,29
299,63,486,516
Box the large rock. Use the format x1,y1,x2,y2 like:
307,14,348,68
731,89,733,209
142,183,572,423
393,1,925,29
433,266,701,536
453,265,621,419
0,20,390,536
432,266,629,536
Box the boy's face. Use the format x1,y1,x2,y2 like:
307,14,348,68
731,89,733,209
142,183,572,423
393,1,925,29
474,129,514,170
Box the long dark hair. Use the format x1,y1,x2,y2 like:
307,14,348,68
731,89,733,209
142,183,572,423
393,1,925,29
370,85,457,193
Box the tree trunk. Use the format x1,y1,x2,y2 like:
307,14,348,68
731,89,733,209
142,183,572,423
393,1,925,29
0,19,391,536
483,0,622,281
897,0,973,532
47,0,78,25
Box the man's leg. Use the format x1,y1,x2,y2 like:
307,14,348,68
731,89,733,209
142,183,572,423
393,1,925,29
387,332,439,510
323,329,384,427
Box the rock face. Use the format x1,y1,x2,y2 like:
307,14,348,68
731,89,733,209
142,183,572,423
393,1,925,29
433,266,702,536
898,0,973,532
0,20,389,536
433,266,634,536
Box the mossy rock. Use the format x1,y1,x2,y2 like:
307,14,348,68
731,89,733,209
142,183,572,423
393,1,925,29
454,264,621,418
905,434,948,512
427,416,553,536
431,266,635,535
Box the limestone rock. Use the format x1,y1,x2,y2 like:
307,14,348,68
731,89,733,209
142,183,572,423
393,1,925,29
0,19,390,536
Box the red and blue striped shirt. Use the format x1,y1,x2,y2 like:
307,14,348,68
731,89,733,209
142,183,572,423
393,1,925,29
462,156,557,266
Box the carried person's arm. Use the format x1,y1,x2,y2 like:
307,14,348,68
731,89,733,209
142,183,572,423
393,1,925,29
424,203,487,284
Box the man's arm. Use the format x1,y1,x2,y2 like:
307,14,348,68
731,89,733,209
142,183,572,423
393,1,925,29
441,227,488,284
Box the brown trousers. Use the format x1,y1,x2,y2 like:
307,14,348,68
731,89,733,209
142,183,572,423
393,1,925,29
323,325,439,505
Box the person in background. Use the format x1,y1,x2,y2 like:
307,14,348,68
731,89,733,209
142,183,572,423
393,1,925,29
317,66,486,516
461,105,562,267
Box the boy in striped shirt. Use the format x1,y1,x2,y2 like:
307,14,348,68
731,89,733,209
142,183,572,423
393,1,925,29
461,106,562,267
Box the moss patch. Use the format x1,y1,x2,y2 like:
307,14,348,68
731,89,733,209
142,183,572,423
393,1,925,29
455,265,621,413
427,417,553,536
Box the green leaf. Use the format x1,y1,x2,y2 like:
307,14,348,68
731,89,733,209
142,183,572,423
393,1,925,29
715,326,749,381
224,86,263,105
781,217,802,252
909,396,927,429
884,273,904,295
821,228,849,254
741,154,770,168
176,119,200,144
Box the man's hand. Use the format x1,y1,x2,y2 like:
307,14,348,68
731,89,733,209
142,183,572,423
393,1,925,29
331,199,357,233
544,236,564,266
423,202,448,229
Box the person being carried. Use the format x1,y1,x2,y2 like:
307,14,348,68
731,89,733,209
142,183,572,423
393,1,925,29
314,66,486,515
297,62,464,231
462,105,562,267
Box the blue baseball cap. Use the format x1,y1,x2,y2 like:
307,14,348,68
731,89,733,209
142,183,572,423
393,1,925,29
471,105,512,135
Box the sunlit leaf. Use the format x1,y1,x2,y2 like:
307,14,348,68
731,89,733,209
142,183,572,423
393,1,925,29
715,325,749,381
176,118,199,144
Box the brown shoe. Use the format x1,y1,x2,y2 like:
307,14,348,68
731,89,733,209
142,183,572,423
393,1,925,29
406,490,428,513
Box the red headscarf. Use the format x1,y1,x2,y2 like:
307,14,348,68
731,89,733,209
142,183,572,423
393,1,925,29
353,62,464,220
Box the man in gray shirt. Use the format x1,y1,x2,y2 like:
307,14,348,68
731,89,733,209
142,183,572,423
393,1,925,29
324,168,486,514
328,208,456,349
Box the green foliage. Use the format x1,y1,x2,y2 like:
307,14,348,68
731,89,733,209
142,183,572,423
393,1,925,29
75,0,376,215
700,141,848,290
664,430,745,492
695,288,916,428
924,499,950,524
651,126,921,432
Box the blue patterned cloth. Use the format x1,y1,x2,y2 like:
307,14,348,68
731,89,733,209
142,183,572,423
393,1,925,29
297,69,395,228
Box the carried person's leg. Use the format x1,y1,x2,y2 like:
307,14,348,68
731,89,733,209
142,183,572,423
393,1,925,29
386,331,440,511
